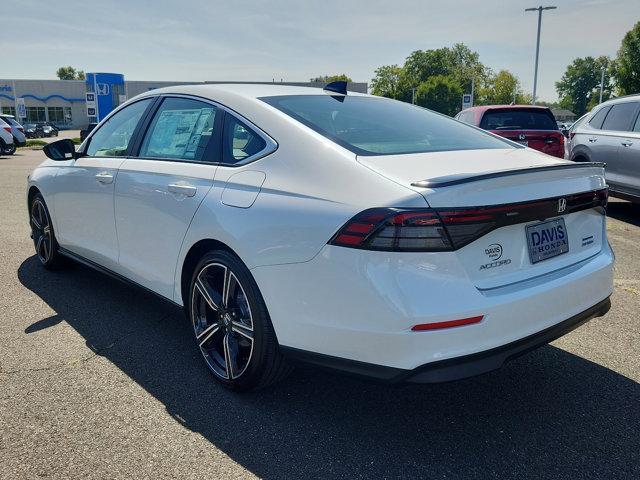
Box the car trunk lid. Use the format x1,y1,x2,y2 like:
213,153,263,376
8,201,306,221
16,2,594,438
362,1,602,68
357,148,607,289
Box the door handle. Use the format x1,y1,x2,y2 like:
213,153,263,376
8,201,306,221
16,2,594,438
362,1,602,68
588,137,598,143
168,183,197,197
621,140,633,147
95,171,114,184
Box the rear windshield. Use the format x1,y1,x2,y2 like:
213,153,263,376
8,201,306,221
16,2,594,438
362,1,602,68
261,95,513,156
480,109,558,131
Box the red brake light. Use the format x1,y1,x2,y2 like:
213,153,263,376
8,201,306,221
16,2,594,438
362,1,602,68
18,127,24,133
330,208,452,252
3,126,10,134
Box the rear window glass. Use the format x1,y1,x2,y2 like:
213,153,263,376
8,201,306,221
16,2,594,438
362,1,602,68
261,95,512,156
1,116,19,126
479,109,558,130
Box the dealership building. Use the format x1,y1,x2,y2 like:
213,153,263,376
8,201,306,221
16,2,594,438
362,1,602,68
0,74,368,129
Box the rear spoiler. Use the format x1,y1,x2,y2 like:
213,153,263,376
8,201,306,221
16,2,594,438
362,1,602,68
411,162,606,188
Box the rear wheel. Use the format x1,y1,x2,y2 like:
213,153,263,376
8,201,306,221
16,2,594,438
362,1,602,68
30,194,64,269
188,250,291,391
4,142,16,155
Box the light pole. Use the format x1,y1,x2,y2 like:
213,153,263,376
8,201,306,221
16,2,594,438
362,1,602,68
525,5,556,104
599,65,606,104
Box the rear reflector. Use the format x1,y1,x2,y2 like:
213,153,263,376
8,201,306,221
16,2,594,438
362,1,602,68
411,316,484,331
328,188,608,252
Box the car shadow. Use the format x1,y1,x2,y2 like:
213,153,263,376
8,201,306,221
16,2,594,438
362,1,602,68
17,256,640,479
607,199,640,227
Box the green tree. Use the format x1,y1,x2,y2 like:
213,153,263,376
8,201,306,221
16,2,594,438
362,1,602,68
310,74,352,83
611,21,640,95
555,56,611,116
56,66,85,80
370,65,404,99
416,75,463,116
477,70,530,105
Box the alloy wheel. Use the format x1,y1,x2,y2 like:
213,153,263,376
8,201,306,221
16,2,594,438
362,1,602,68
191,262,254,380
30,199,52,264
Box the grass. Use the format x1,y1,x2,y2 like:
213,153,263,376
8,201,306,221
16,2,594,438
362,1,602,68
23,140,47,148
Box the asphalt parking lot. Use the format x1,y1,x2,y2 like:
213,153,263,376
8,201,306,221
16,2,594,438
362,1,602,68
0,148,638,479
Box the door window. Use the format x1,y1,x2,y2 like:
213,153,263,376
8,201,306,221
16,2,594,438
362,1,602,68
222,115,267,164
86,98,152,157
588,106,611,129
139,97,217,162
601,102,639,132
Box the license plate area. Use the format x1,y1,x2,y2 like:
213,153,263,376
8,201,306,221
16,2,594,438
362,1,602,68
526,218,569,264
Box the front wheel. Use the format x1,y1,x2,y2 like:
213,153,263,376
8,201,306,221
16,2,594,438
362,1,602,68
188,250,291,391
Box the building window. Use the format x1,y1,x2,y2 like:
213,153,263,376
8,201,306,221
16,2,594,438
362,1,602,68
47,106,73,126
26,107,46,123
1,106,16,116
48,107,64,123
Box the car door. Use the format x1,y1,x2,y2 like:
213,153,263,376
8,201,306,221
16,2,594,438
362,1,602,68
597,101,640,187
615,107,640,195
52,98,154,270
113,96,221,299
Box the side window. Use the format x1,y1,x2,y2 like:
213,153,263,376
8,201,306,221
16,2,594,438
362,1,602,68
139,97,217,162
223,115,267,165
601,102,639,132
86,98,152,157
588,106,611,130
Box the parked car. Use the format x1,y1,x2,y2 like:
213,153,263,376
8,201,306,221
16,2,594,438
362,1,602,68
456,105,565,158
24,123,45,139
38,122,59,137
29,84,613,391
568,95,640,203
80,122,98,141
0,114,27,149
0,117,15,155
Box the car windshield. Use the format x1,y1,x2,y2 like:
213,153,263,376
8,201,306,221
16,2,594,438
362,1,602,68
261,95,513,156
480,109,558,131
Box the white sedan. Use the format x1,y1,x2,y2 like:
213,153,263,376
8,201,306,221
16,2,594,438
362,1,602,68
28,83,613,390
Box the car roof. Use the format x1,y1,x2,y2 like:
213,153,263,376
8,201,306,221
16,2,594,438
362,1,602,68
462,104,552,113
135,83,368,102
598,93,640,106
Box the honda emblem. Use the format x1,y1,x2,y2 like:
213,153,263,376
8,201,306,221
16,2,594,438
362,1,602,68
558,198,567,213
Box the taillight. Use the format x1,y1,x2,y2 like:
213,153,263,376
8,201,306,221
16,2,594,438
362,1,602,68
18,127,24,133
329,188,608,252
3,126,10,134
329,208,452,251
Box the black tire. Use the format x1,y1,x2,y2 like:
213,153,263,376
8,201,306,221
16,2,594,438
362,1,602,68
29,193,65,270
4,142,16,155
188,250,292,391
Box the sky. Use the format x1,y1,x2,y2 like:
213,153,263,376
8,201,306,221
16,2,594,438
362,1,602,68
4,0,637,101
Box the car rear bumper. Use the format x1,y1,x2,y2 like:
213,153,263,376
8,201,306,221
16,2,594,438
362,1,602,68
282,296,611,383
253,240,614,373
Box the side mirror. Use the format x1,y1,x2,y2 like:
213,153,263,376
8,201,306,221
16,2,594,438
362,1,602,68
43,139,77,161
561,128,569,138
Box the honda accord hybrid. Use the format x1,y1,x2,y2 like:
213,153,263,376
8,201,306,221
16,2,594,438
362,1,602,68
28,82,614,390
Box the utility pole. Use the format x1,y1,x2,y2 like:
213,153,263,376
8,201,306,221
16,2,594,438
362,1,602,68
525,5,556,104
599,65,606,104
